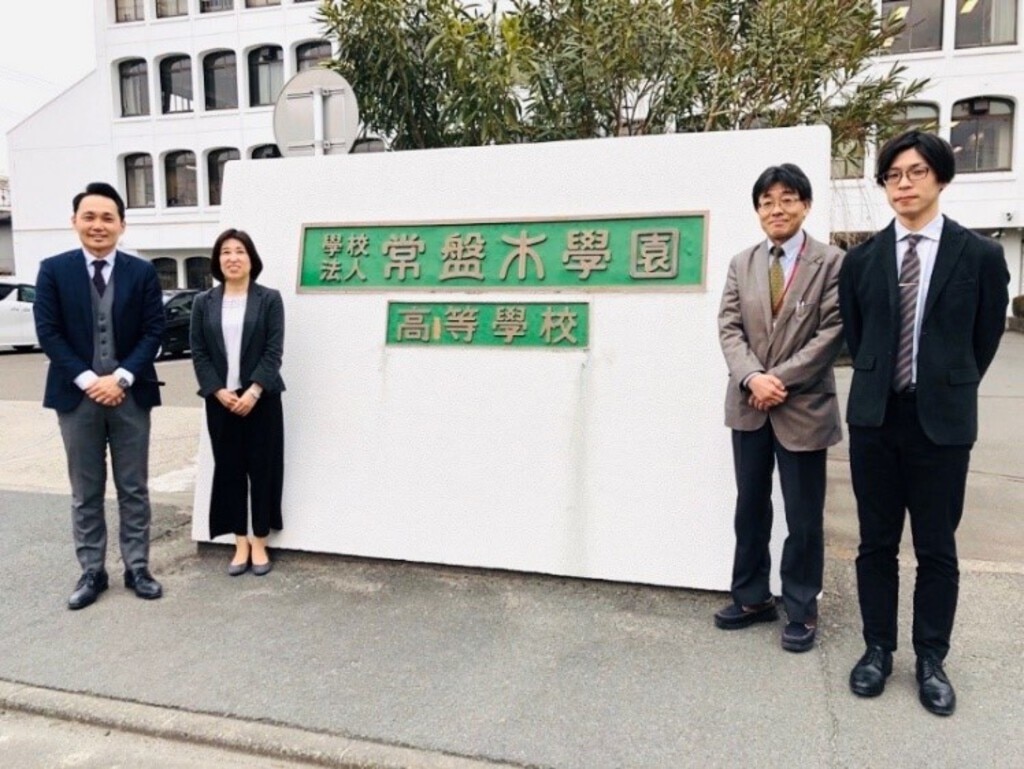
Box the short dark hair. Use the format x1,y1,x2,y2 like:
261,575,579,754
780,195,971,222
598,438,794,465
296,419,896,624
751,164,812,209
210,228,264,282
72,182,126,220
875,130,956,186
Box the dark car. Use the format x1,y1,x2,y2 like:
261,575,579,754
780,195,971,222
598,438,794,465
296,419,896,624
159,289,199,358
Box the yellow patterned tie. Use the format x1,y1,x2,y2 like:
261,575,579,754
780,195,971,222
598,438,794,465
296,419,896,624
769,246,785,316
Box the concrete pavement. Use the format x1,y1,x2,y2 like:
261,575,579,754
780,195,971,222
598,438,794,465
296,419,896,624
0,335,1021,768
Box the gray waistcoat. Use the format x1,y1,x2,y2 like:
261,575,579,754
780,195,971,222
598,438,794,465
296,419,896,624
91,268,119,375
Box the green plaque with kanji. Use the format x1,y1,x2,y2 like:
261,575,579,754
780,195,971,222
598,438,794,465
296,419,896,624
387,302,589,348
300,213,706,291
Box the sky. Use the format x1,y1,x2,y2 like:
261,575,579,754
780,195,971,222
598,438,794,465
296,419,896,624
0,0,96,174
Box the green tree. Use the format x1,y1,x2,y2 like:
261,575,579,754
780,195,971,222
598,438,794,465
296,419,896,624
317,0,926,154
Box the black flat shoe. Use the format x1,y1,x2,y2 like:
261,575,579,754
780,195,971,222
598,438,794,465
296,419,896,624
68,570,108,610
227,559,250,576
124,567,163,600
917,656,956,716
714,599,779,629
781,621,817,653
849,645,892,697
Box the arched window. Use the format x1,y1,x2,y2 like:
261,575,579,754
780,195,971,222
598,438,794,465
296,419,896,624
160,56,193,114
208,148,240,206
151,258,178,290
115,0,145,23
881,0,942,53
119,59,149,117
956,0,1017,48
165,151,198,207
186,257,213,289
156,0,188,17
951,97,1014,173
124,154,154,209
248,46,283,107
250,144,281,159
204,51,238,110
246,0,281,6
297,41,332,72
893,102,940,134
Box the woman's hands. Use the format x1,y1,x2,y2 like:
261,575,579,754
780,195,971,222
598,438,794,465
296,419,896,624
215,385,262,416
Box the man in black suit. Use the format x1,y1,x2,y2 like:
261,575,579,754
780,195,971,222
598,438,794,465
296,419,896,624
33,182,165,610
839,131,1009,715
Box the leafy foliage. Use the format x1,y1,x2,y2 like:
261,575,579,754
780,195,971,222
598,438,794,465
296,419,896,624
317,0,927,153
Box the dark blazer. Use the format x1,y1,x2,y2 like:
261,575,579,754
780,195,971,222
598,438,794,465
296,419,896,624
839,217,1009,445
33,249,164,413
190,283,286,398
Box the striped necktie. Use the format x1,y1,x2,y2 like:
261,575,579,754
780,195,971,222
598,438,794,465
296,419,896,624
892,234,922,392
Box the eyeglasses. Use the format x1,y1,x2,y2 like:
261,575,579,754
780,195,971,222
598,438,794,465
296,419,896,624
757,196,804,213
881,165,931,186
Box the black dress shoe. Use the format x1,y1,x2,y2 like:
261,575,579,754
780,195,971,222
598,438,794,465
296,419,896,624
849,645,893,697
917,656,956,716
781,621,817,653
714,599,779,629
68,570,109,610
124,567,163,600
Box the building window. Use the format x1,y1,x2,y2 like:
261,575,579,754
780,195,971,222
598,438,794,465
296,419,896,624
893,102,941,133
208,148,240,206
297,41,332,72
248,46,284,107
951,97,1014,172
152,258,178,290
881,0,943,53
160,56,193,114
201,0,234,12
251,144,281,159
115,0,145,22
203,51,238,110
186,257,213,289
165,151,198,207
119,59,150,117
246,0,281,6
156,0,189,17
831,141,866,180
956,0,1017,47
124,154,155,208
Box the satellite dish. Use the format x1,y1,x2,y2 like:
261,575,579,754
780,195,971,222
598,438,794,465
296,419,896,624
272,69,360,157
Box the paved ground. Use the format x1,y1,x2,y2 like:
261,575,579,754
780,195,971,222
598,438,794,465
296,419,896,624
0,335,1021,768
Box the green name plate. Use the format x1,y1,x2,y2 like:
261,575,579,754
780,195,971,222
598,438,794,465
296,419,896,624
387,302,589,348
300,213,705,291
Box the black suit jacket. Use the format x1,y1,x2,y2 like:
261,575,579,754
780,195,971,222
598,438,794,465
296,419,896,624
838,217,1009,445
33,249,164,413
190,283,286,398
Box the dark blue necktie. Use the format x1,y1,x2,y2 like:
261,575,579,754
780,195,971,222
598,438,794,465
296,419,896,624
92,261,107,297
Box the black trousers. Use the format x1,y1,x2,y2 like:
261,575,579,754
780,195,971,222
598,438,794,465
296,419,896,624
205,391,284,539
849,391,970,660
730,422,826,624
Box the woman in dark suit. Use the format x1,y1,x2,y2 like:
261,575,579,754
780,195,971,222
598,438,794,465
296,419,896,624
190,229,285,576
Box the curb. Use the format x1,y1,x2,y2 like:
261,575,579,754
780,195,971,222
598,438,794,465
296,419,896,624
0,680,526,769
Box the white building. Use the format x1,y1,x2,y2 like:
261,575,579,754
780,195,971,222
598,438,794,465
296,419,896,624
832,0,1023,305
7,0,1024,310
8,0,326,289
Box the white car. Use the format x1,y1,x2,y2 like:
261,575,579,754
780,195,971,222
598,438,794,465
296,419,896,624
0,281,38,351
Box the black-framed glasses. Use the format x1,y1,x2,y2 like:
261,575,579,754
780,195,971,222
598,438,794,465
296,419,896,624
881,165,931,186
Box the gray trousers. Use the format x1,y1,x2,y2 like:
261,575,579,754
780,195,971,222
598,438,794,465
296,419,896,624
58,392,152,573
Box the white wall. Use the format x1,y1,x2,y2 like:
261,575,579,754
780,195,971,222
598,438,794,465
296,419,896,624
193,127,834,592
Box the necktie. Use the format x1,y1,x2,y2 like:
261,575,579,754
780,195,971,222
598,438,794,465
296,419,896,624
893,234,922,392
769,246,785,316
92,260,107,297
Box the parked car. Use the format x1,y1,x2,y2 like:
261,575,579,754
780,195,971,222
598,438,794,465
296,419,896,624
0,280,38,351
160,289,199,358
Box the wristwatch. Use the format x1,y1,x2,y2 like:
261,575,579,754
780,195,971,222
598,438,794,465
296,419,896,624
117,376,131,390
